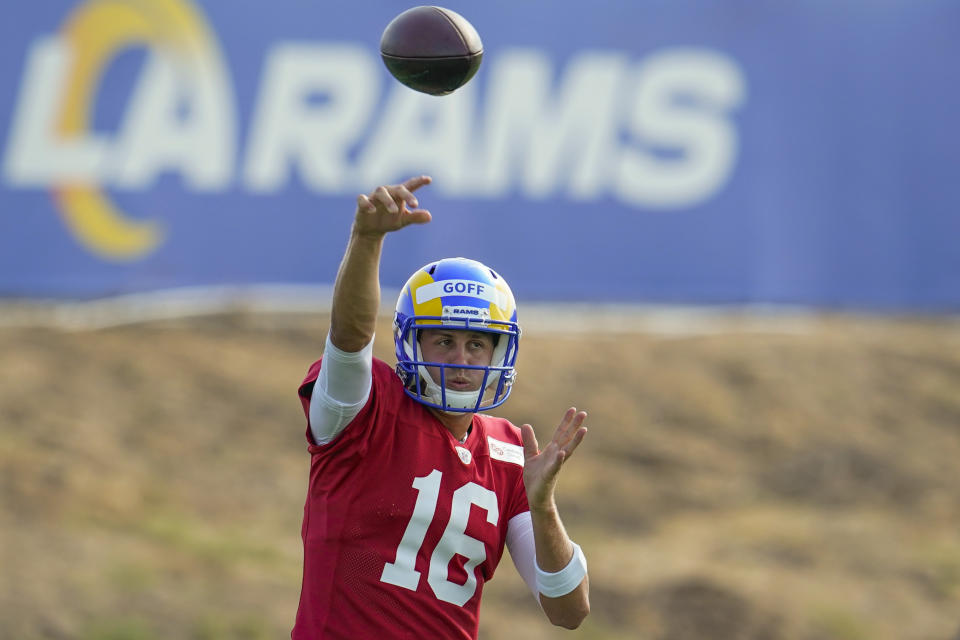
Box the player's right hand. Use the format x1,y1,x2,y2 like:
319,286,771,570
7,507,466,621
354,175,433,237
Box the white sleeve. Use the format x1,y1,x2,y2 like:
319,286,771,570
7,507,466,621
505,511,540,602
308,333,374,445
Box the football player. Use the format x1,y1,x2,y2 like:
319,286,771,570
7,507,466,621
291,176,590,639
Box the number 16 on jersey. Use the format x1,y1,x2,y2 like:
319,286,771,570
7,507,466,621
381,469,499,607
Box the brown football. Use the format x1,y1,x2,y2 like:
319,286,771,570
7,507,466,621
379,6,483,96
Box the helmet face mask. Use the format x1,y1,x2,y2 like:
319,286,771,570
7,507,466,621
394,258,521,413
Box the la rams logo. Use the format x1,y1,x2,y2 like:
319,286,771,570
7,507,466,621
5,0,232,260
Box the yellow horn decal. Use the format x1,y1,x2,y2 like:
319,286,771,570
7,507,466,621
409,270,442,322
53,0,214,260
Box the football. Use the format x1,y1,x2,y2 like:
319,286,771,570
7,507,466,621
379,6,483,96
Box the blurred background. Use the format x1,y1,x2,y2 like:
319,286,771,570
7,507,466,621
2,1,959,638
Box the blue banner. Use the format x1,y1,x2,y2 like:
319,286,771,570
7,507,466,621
2,1,958,309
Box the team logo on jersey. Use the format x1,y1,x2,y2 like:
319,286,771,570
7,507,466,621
455,446,472,465
487,436,525,466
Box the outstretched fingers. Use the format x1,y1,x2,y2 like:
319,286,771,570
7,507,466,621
522,408,588,470
521,410,588,509
355,176,433,231
391,183,432,226
403,175,432,192
399,176,433,222
553,407,588,458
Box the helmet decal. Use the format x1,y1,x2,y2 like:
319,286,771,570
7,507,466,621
406,268,442,319
415,279,510,308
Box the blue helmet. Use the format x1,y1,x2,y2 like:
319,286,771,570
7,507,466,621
394,257,521,413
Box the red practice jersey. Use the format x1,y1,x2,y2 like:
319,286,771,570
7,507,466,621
292,357,531,640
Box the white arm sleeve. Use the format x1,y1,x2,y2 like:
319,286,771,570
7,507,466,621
505,511,540,602
308,333,374,445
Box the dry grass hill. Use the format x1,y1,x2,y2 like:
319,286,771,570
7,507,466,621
2,309,960,639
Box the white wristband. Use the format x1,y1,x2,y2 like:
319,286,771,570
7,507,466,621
535,541,588,598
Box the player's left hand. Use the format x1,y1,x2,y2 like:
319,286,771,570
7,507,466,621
521,408,588,511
